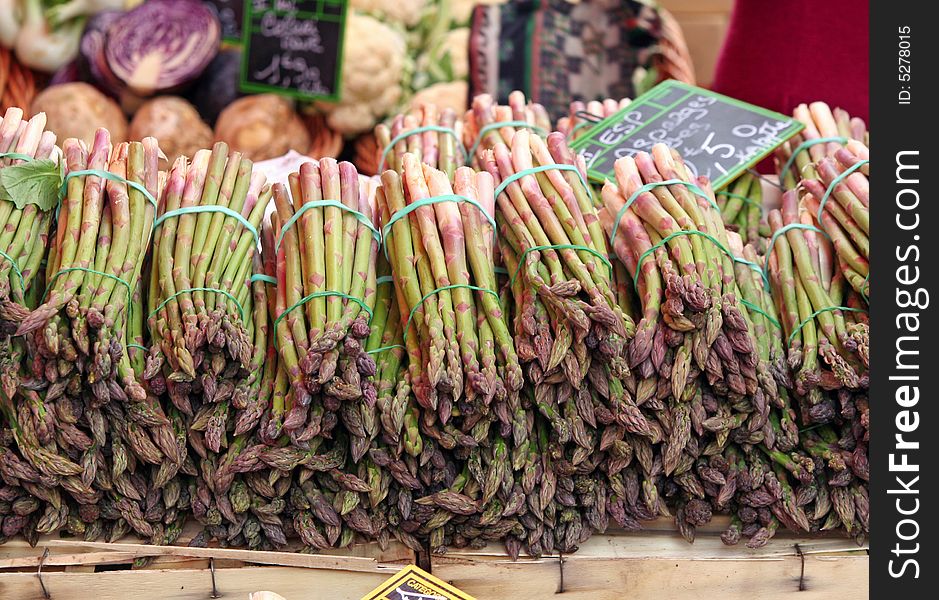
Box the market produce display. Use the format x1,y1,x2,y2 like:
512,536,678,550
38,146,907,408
0,89,870,558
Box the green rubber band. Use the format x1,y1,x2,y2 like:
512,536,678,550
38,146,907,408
0,249,25,291
44,266,130,303
125,343,148,353
277,200,380,256
150,287,245,322
493,164,591,204
0,152,38,163
632,229,767,292
787,305,868,346
493,266,509,276
778,137,849,185
155,205,259,248
272,291,373,348
404,283,499,343
250,274,277,285
816,159,869,224
367,344,406,355
382,194,496,260
510,244,612,288
763,223,830,284
738,298,781,330
61,169,158,211
610,179,720,249
376,275,394,285
860,271,870,301
378,125,468,173
468,121,548,158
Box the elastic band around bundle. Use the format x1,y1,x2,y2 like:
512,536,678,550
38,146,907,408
150,287,245,322
0,152,37,163
155,205,259,249
61,169,158,211
376,275,394,285
468,121,548,158
778,137,849,185
250,274,277,285
382,194,496,260
787,305,868,346
367,344,406,355
378,126,467,173
493,164,590,202
0,249,25,291
272,291,373,348
404,283,499,343
763,223,830,284
510,243,612,287
632,230,767,291
43,266,130,302
738,298,781,330
125,343,148,353
493,266,508,276
276,200,380,255
816,159,869,224
609,179,720,249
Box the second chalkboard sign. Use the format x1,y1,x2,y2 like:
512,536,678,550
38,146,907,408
570,81,804,190
240,0,347,101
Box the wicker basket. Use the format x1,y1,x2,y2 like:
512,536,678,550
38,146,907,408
0,47,38,115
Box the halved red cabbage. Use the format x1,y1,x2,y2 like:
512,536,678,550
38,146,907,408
105,0,221,95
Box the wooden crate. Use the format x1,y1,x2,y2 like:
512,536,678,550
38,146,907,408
0,521,416,600
0,517,868,599
431,517,869,600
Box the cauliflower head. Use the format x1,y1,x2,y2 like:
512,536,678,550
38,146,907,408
317,13,407,135
350,0,426,28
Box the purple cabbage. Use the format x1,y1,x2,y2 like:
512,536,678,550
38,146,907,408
80,10,125,97
104,0,221,95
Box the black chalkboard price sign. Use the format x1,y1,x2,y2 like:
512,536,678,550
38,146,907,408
203,0,243,40
240,0,347,101
570,81,804,190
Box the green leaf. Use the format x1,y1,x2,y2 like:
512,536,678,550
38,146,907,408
0,158,64,212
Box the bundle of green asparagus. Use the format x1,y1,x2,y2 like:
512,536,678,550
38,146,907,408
375,104,465,180
145,142,269,460
716,173,764,249
463,91,553,166
0,108,57,395
776,102,868,189
267,158,380,452
378,156,522,437
800,145,870,301
766,190,868,419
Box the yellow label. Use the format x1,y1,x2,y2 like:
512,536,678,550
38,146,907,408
362,564,476,600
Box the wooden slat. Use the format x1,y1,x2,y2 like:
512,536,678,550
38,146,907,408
0,565,395,600
431,527,868,600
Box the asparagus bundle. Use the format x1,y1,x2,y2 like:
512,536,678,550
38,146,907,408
463,91,553,166
144,142,268,444
716,174,764,249
19,131,160,406
766,190,868,419
0,108,56,335
776,102,868,189
379,156,522,435
556,98,631,141
375,104,465,180
800,146,870,301
267,159,379,452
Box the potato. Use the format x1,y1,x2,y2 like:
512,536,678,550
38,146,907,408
30,83,127,147
214,95,311,161
129,96,213,165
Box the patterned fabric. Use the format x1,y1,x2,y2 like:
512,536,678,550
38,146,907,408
470,0,668,120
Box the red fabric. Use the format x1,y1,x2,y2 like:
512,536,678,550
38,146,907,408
712,0,869,124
